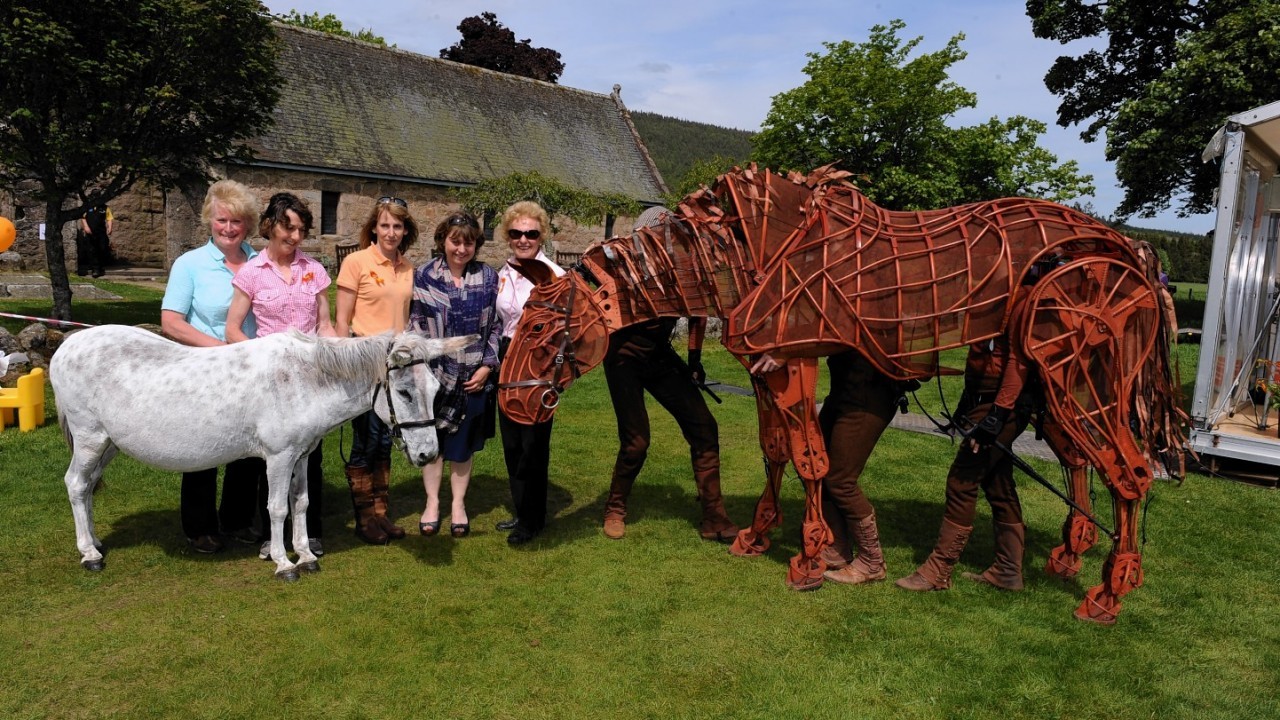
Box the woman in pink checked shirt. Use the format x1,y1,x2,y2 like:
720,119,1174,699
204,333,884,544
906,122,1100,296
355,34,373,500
226,192,336,559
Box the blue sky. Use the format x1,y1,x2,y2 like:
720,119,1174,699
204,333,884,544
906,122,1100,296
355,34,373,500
262,0,1218,234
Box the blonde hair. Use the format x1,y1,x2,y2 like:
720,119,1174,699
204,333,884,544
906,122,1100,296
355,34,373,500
497,201,551,253
200,179,258,231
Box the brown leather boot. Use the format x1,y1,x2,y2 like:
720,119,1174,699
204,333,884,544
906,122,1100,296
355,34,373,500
695,469,739,543
824,512,886,585
895,518,971,591
820,498,853,570
346,465,388,545
962,521,1025,590
370,458,405,540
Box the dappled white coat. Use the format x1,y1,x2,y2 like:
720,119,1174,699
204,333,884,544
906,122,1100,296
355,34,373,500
50,325,473,580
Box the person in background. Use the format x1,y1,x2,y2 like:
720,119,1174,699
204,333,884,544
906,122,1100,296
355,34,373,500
409,211,501,539
599,207,738,543
495,201,564,545
159,179,263,554
334,196,417,544
79,193,114,278
226,192,335,560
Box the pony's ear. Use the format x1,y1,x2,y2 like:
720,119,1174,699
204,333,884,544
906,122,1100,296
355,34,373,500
425,334,478,360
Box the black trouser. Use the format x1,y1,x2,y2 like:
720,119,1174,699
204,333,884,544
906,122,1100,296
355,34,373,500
942,401,1028,528
818,352,899,527
602,329,720,522
87,229,110,273
179,457,265,538
499,410,553,534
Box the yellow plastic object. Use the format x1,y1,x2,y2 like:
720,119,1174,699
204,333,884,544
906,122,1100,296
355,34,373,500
0,367,46,432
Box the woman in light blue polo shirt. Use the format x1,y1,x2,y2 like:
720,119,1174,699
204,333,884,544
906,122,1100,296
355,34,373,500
160,179,262,555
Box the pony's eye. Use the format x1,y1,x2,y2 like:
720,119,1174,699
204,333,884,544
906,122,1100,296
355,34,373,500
397,389,411,398
532,323,545,332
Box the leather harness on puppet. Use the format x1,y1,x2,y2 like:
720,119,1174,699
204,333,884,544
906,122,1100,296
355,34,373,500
498,164,1186,625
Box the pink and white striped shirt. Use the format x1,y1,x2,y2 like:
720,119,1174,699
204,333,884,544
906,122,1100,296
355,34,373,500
231,251,331,336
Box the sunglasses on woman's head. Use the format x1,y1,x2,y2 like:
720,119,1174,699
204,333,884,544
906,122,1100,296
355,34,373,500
377,196,408,207
507,228,541,240
449,215,478,227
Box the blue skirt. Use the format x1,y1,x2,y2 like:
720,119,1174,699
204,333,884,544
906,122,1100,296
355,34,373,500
440,390,491,463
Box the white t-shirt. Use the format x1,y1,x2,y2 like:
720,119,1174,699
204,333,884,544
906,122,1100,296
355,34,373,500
496,251,565,338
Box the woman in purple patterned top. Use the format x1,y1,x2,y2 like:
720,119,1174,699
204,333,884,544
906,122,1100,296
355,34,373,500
409,212,501,538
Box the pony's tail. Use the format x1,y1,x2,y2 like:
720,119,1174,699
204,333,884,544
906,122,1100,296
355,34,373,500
58,408,71,449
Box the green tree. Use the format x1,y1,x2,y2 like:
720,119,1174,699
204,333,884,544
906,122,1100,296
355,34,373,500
1027,0,1280,218
441,12,564,83
752,20,1092,210
662,156,741,208
452,171,639,232
0,0,280,320
279,9,389,46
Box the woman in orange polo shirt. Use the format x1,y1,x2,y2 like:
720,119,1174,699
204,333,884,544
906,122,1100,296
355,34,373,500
334,196,417,544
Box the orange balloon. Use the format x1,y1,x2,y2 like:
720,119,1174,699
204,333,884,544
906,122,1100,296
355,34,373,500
0,216,14,253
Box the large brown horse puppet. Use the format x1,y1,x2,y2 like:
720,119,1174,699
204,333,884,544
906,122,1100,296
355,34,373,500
498,165,1185,624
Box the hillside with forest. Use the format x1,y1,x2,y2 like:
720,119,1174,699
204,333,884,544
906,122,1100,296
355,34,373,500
630,111,754,189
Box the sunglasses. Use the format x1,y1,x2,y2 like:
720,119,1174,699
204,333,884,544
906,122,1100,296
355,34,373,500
507,228,542,240
448,215,479,227
377,196,408,208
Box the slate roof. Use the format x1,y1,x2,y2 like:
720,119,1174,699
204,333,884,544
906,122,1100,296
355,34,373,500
247,24,667,202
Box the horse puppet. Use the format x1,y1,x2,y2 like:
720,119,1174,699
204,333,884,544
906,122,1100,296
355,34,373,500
51,325,474,580
498,165,1185,624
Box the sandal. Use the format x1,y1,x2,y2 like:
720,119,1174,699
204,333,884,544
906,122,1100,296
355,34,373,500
450,522,471,538
419,520,440,536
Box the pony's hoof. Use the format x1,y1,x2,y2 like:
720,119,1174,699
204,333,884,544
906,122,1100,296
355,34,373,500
81,558,105,572
274,568,300,582
297,560,320,574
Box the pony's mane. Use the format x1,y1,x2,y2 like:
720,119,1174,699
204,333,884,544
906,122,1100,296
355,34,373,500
290,330,392,381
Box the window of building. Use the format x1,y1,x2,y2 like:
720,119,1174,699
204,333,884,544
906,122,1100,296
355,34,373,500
483,209,496,244
320,191,339,235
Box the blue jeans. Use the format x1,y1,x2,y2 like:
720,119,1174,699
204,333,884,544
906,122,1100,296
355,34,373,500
349,409,392,468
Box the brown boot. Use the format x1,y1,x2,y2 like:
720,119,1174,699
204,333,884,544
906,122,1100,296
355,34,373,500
346,465,388,545
824,512,886,585
895,518,971,591
695,470,739,543
962,521,1025,590
370,458,405,540
603,513,625,540
820,498,853,570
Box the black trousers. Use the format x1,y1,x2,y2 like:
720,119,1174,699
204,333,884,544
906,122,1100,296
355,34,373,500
819,352,899,527
499,409,553,534
602,329,719,517
179,457,265,539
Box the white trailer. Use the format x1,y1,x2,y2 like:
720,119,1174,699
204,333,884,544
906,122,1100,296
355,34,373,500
1190,99,1280,473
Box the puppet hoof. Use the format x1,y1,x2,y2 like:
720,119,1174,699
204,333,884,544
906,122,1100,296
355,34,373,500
274,568,300,582
81,558,105,572
729,531,769,557
1074,588,1119,625
297,560,320,574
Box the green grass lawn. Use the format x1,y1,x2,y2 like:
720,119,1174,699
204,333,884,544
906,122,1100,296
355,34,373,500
0,282,1275,719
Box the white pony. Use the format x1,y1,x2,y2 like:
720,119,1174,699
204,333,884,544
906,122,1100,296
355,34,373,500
50,325,474,580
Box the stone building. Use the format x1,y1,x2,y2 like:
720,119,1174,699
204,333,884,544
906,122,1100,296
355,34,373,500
3,23,667,273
